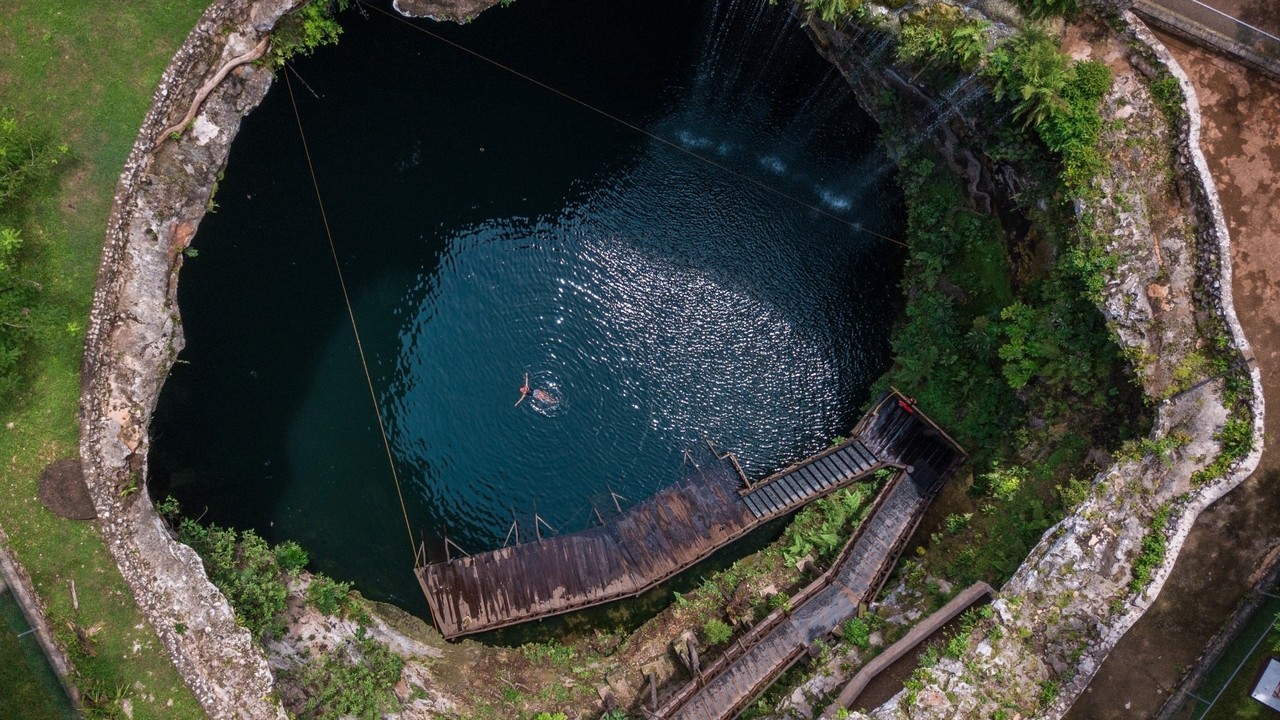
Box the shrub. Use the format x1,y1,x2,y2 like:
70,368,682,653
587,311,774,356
1128,504,1170,593
977,464,1026,501
287,628,404,720
1148,73,1185,126
270,0,349,67
1015,0,1077,19
178,520,289,638
804,0,863,23
842,617,871,648
275,541,309,574
944,512,972,534
1038,678,1061,706
0,112,65,211
307,575,353,616
1191,412,1254,484
703,618,733,646
986,31,1112,194
897,4,990,73
780,483,876,566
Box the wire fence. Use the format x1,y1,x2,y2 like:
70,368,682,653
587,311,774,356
1141,0,1280,63
0,584,77,719
1168,587,1280,719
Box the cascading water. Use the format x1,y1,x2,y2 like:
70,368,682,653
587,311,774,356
148,0,905,618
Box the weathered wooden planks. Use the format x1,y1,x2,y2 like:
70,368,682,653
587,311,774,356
655,397,967,720
420,464,757,637
419,391,962,640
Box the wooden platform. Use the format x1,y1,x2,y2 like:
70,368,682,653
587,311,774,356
654,396,967,720
417,391,963,639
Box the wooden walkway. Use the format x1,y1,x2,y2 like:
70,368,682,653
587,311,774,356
653,397,966,720
417,391,961,639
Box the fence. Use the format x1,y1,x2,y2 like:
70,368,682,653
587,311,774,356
1135,0,1280,79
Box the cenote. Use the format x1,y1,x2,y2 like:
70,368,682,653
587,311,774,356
148,0,905,626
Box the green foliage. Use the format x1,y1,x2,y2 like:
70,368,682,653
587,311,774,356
1148,73,1185,127
306,575,352,616
1039,60,1111,191
1038,678,1061,706
274,541,309,574
897,4,990,73
841,617,871,648
1056,475,1091,510
533,714,568,720
520,640,576,668
978,464,1025,501
986,31,1112,194
803,0,863,23
942,460,1071,584
884,156,1016,454
270,0,349,67
1014,0,1077,19
780,483,877,566
286,628,404,720
1128,504,1170,594
919,642,941,668
944,512,972,534
702,618,733,646
1191,413,1254,484
997,302,1049,389
987,30,1071,130
177,520,289,638
154,495,181,519
0,112,66,211
1216,415,1254,459
599,711,630,720
0,111,66,399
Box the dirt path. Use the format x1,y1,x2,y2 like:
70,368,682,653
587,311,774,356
1067,29,1280,720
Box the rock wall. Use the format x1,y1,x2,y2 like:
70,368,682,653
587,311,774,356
804,4,1264,718
79,1,300,718
73,0,1263,717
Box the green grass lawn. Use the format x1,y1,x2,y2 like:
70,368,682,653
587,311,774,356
0,1,212,717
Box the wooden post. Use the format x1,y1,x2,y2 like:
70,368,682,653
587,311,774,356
607,482,625,514
536,514,557,540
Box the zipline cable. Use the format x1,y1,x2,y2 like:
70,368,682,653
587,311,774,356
358,0,909,249
284,70,419,562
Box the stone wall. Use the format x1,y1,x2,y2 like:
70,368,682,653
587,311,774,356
72,0,1265,717
78,1,300,718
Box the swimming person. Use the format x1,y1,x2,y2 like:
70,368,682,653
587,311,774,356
532,388,558,405
516,373,530,407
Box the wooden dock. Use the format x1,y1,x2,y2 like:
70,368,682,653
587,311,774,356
416,391,963,640
653,395,966,720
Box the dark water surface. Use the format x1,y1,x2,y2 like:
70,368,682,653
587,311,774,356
149,0,903,617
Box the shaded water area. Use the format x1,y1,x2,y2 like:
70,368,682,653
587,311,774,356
149,0,904,620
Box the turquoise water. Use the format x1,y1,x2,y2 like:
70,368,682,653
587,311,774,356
149,0,903,617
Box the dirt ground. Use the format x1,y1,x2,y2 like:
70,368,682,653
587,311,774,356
1067,29,1280,720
